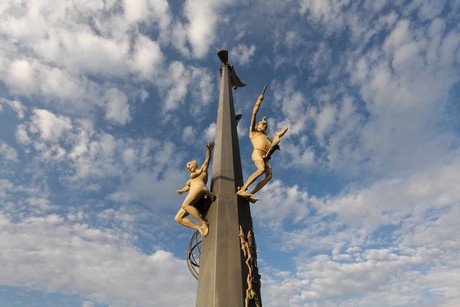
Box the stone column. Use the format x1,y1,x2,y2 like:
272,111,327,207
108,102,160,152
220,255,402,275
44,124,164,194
196,51,262,307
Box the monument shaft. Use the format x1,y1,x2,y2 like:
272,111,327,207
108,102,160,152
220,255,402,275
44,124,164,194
196,52,261,307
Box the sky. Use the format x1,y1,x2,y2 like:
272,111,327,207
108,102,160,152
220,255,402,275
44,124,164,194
0,0,459,306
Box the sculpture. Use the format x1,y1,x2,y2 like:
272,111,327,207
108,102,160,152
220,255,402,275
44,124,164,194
237,85,288,203
240,226,261,307
239,226,254,274
175,141,214,237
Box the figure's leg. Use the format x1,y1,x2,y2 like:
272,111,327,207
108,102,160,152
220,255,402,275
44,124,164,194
183,204,205,225
237,160,265,196
181,192,209,236
175,208,200,231
183,205,209,237
249,162,272,195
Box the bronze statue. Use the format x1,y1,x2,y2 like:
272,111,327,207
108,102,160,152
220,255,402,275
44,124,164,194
237,85,288,203
175,142,214,236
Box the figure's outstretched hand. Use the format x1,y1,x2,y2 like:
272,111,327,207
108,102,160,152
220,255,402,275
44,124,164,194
258,94,264,102
177,189,183,195
207,141,215,151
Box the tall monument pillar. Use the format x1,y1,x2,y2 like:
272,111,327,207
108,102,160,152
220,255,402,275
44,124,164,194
196,51,262,307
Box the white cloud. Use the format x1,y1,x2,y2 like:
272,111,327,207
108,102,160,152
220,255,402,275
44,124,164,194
1,1,459,306
13,109,184,205
281,141,316,168
288,3,460,177
180,0,235,58
15,124,31,145
299,0,350,33
82,301,95,307
103,88,131,125
0,98,25,119
122,0,172,34
230,44,256,65
261,244,460,306
53,29,130,76
123,0,154,24
182,0,218,58
0,142,18,162
129,35,164,80
182,126,196,143
256,158,460,306
273,77,309,136
29,109,72,142
253,180,309,230
155,63,214,114
189,67,213,112
5,59,37,93
204,122,216,141
0,212,196,307
314,104,336,143
346,17,459,175
0,0,177,122
290,157,460,248
162,61,189,111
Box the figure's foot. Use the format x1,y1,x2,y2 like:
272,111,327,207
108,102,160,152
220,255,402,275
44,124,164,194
237,189,258,203
199,222,209,237
248,196,259,203
236,187,252,197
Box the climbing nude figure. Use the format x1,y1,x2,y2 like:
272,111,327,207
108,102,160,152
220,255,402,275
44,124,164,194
237,85,288,203
175,141,214,237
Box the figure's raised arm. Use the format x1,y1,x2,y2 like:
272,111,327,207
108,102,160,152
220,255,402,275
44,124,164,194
250,94,264,132
250,84,268,133
200,141,215,172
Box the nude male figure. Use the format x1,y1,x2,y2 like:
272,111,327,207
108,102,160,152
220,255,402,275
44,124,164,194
175,141,214,237
237,91,288,203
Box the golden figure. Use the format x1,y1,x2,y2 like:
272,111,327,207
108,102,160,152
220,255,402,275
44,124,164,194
237,86,288,203
175,142,214,237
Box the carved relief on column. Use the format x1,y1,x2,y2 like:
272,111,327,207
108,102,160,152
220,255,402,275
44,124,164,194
239,226,261,307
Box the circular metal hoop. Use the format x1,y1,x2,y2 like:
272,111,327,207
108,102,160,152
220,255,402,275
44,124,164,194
186,230,202,280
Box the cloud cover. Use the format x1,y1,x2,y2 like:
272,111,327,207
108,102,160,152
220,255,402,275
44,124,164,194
1,0,459,306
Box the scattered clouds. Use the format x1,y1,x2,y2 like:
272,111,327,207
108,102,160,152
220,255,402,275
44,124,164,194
103,88,131,125
129,35,164,80
253,180,309,230
231,44,257,65
0,142,18,162
0,211,195,306
0,0,459,306
276,0,460,179
299,0,351,34
261,244,459,306
0,0,225,123
254,155,460,306
0,98,26,119
204,122,216,141
29,109,72,142
181,0,235,58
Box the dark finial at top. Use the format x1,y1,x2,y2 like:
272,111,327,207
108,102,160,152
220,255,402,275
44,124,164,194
217,50,228,64
217,49,246,89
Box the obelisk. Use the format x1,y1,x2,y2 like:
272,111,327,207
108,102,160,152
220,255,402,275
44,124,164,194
195,50,262,307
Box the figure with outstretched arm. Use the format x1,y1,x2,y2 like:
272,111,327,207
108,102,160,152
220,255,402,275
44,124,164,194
237,85,288,203
175,141,214,236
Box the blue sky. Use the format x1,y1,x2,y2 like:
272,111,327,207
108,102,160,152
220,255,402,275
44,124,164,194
1,0,459,306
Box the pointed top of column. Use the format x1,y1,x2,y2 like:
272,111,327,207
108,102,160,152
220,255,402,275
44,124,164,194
217,50,246,89
217,50,228,64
